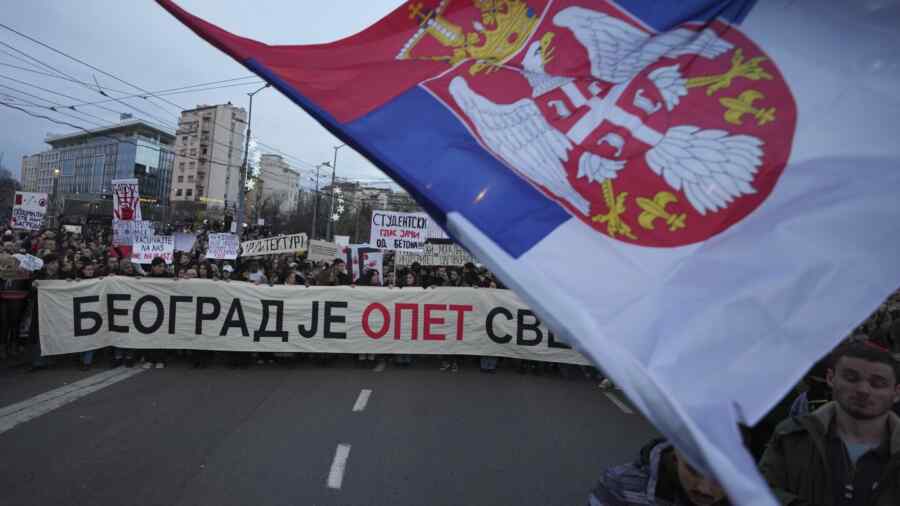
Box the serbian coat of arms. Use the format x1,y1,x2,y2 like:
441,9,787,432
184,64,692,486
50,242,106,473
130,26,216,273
397,0,797,247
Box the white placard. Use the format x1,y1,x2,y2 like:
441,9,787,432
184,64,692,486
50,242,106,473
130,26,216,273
307,239,339,263
207,233,239,260
368,210,431,252
11,191,48,231
132,235,174,264
241,233,308,257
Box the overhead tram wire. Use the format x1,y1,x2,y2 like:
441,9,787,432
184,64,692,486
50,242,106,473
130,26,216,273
0,24,324,171
1,25,336,179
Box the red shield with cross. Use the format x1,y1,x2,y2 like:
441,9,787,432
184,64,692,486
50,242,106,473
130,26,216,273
407,0,796,247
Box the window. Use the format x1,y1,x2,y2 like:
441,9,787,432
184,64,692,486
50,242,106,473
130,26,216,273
181,135,188,143
189,161,195,169
186,189,193,197
179,162,185,169
201,148,207,156
176,189,183,197
177,176,184,183
189,148,197,156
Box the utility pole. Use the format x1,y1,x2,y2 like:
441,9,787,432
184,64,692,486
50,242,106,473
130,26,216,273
236,83,270,238
325,144,345,241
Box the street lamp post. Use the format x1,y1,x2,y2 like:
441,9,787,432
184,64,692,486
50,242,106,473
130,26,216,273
310,163,328,239
325,144,345,241
236,83,270,238
51,168,60,227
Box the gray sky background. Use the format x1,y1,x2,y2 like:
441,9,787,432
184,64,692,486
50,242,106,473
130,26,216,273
0,0,405,187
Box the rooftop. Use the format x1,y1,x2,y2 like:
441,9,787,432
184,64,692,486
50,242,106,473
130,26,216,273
45,119,175,147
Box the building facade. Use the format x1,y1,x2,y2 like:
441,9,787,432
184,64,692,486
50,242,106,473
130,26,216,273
25,119,175,205
170,103,246,210
257,154,300,214
20,154,42,193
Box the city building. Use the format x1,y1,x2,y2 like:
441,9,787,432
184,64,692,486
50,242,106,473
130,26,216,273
170,103,246,210
24,117,175,206
257,154,300,214
20,154,41,193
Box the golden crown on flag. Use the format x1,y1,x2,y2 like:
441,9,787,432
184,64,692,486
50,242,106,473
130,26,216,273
397,0,539,75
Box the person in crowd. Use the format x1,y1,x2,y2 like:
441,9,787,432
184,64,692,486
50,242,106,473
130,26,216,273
29,253,58,372
76,262,99,370
221,263,235,281
589,438,730,505
759,341,900,505
197,262,211,279
59,256,77,280
393,271,420,367
143,257,170,369
383,271,395,288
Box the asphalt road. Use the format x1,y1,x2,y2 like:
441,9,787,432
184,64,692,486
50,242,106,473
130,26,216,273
0,355,657,506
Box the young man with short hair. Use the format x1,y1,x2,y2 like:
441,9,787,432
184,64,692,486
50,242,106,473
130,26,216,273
588,438,728,505
760,341,900,505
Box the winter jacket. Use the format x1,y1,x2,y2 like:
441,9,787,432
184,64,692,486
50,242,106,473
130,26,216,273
759,402,900,506
588,439,729,505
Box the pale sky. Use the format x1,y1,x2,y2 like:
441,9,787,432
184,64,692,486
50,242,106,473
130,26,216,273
0,0,406,187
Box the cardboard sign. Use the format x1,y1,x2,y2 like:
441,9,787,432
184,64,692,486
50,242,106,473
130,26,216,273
111,179,142,222
369,210,430,252
11,191,48,231
307,239,338,262
174,233,196,252
207,233,239,260
113,220,153,246
396,243,476,267
62,225,83,234
132,235,175,264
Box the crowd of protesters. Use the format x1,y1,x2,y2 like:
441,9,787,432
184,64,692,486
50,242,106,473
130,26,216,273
0,222,583,377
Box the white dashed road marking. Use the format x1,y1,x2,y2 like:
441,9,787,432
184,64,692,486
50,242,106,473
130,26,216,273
327,444,352,489
604,392,634,415
352,389,372,412
0,367,146,435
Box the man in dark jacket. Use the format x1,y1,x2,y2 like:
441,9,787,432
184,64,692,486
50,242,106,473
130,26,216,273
589,438,728,505
759,341,900,505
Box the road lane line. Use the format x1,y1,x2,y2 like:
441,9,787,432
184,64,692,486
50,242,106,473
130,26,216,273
373,361,386,372
0,367,146,434
327,444,352,489
352,389,372,412
604,392,634,415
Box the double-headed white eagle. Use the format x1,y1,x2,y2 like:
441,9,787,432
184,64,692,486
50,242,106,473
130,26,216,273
449,6,764,216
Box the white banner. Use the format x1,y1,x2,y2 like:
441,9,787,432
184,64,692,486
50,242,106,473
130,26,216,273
307,239,338,262
207,233,239,260
111,178,142,222
11,191,48,231
241,233,308,257
396,242,475,267
369,210,431,252
62,224,82,235
132,236,175,264
37,278,588,364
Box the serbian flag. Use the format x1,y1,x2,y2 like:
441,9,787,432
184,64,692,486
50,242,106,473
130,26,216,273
158,1,900,503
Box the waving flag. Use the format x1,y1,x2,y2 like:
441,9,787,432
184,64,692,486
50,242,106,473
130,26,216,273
158,1,900,503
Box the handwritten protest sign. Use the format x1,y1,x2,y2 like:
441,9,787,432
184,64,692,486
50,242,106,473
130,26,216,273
174,233,196,252
307,239,338,262
207,233,239,260
113,220,153,246
132,236,175,264
111,178,142,221
368,210,432,252
396,242,476,267
11,192,48,231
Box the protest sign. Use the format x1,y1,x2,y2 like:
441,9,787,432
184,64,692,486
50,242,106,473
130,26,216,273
13,254,43,272
345,244,380,282
333,235,350,259
111,179,142,222
174,232,196,252
38,278,588,365
307,239,338,263
62,225,82,235
241,233,308,257
369,210,432,252
396,243,475,267
207,233,239,260
360,251,384,284
132,236,175,264
11,191,48,231
113,220,153,246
